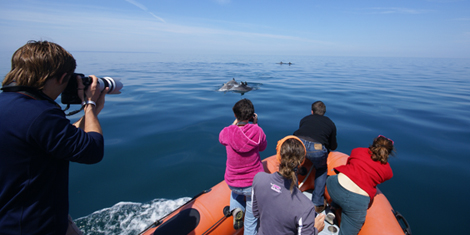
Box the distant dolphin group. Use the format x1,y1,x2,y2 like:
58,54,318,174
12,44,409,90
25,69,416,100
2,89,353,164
218,78,253,95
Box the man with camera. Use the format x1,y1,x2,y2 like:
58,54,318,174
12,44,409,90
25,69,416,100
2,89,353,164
0,40,108,234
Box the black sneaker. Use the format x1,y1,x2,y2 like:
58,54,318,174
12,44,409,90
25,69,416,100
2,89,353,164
232,208,244,230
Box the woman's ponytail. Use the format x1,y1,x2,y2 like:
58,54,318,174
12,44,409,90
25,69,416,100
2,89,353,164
278,138,306,193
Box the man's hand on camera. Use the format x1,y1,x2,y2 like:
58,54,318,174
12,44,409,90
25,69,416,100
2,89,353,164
85,75,101,102
85,75,108,115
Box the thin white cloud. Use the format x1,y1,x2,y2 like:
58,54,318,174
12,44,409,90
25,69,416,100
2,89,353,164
124,0,165,23
125,0,147,11
150,13,166,23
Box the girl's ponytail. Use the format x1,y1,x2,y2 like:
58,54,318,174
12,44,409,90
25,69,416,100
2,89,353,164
277,137,306,193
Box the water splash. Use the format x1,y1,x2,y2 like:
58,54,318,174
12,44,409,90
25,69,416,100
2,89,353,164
75,197,190,235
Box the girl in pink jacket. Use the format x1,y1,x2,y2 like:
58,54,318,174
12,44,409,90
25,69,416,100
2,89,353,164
219,98,267,235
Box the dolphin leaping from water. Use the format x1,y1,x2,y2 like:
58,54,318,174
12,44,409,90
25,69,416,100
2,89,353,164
218,78,253,95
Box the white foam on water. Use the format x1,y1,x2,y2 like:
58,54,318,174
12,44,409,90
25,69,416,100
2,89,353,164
75,197,191,235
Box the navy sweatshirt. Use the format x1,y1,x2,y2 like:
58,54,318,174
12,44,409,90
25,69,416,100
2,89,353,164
0,91,104,234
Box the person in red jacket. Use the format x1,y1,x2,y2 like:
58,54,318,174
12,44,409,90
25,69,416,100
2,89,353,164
326,135,394,235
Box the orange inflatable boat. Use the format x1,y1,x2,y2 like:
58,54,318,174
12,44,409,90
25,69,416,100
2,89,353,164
139,152,411,235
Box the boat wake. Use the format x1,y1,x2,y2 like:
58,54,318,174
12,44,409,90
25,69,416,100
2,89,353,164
75,197,190,235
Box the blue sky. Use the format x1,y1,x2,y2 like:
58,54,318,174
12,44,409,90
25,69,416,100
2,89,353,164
0,0,469,58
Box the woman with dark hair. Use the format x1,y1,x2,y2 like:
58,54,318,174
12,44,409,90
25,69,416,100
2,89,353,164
252,136,325,235
326,135,395,235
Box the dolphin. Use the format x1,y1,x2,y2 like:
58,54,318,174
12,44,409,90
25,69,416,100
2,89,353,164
218,78,239,91
218,78,253,95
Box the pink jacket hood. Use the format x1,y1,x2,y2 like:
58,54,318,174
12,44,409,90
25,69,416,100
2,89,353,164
220,124,266,153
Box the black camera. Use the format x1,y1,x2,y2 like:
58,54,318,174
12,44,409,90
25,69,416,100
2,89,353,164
249,114,257,122
61,73,123,104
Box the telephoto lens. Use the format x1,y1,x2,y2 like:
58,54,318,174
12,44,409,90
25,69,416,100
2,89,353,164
61,73,123,105
95,76,123,94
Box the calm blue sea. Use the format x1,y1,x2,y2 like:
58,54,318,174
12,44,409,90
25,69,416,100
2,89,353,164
1,52,469,234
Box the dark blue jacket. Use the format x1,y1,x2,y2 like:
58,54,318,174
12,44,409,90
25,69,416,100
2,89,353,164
0,91,104,234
